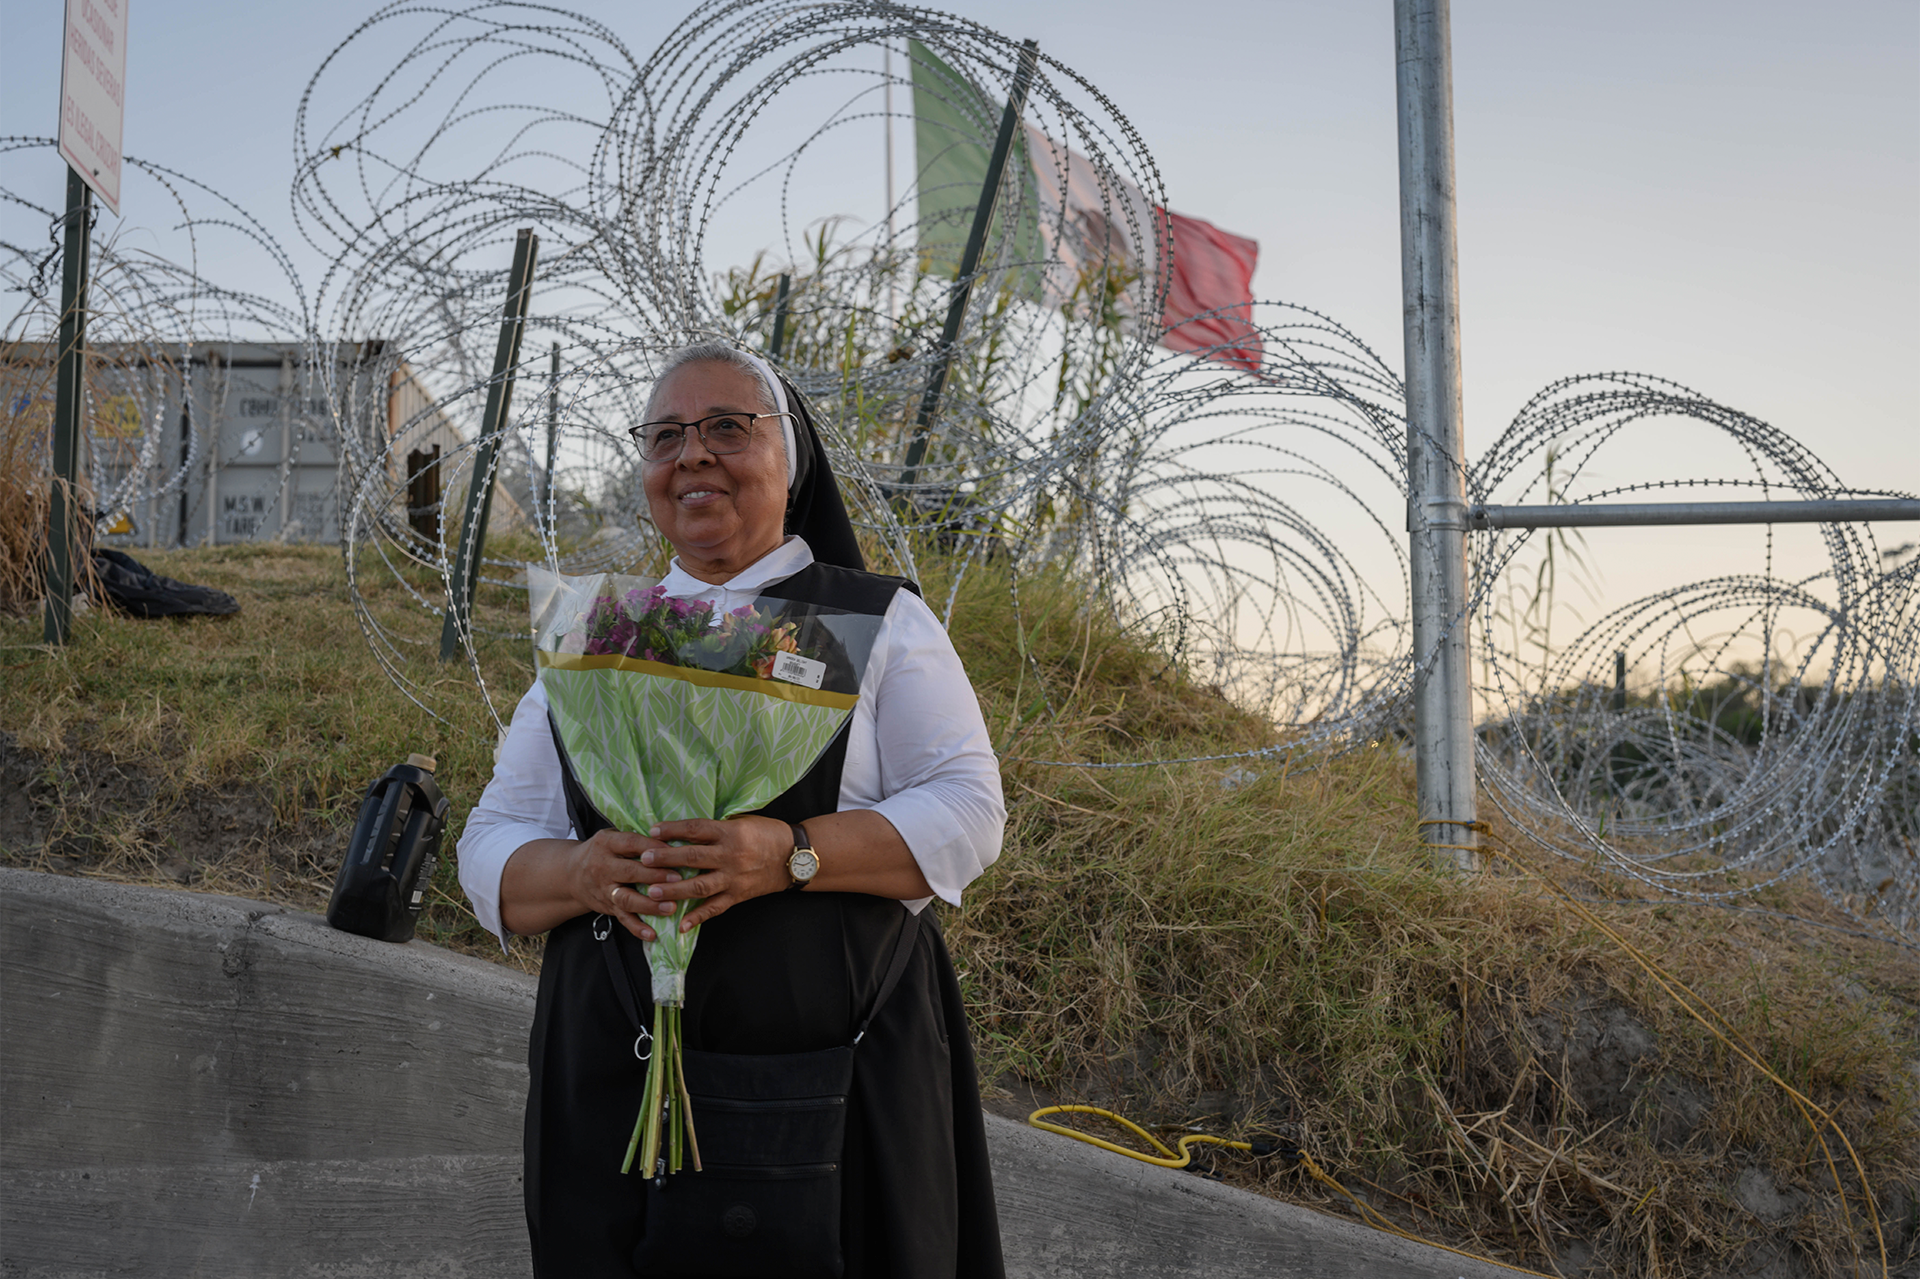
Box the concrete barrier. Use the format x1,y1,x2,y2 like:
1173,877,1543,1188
1,869,1511,1278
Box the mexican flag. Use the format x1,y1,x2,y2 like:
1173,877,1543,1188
910,39,1263,375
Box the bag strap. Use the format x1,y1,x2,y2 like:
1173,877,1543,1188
597,917,647,1034
852,907,925,1048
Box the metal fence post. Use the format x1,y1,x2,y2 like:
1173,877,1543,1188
42,168,93,646
204,348,222,547
276,353,295,538
440,227,539,661
542,341,559,540
768,273,793,360
1395,0,1478,869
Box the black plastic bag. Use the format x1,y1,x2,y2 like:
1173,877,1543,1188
90,548,240,619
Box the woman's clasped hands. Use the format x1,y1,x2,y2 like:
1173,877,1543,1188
572,817,795,942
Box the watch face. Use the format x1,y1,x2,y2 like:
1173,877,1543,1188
789,849,820,882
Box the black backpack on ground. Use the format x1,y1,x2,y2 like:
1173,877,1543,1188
90,548,240,619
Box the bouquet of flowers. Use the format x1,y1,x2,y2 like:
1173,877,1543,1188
528,568,881,1180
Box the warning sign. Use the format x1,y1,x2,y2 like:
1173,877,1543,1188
58,0,128,215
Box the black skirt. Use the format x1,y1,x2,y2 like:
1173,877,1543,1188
522,562,1005,1278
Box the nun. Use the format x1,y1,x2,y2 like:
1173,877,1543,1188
458,340,1008,1278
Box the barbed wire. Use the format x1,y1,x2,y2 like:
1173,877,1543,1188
1467,372,1917,932
2,2,1913,941
3,137,318,545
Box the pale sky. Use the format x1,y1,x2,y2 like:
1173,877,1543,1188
4,0,1916,625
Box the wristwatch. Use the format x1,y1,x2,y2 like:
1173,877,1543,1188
785,821,819,891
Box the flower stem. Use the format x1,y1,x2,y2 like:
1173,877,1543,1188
677,1029,703,1173
629,1006,668,1175
639,1001,668,1176
667,1012,683,1174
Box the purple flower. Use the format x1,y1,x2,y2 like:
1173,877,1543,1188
603,618,639,653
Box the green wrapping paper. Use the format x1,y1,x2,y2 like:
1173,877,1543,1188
527,566,881,1174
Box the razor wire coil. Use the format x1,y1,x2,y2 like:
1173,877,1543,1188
3,1,1913,940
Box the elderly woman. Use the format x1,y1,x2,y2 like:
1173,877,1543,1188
458,341,1007,1278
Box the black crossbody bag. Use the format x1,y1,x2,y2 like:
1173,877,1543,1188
597,907,924,1279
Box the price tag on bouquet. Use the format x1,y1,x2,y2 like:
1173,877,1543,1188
771,650,826,690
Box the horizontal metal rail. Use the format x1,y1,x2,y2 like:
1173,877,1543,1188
1469,498,1920,531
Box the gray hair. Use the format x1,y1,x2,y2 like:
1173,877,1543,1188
642,341,779,420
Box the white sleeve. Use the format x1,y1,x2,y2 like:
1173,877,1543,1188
839,588,1006,909
456,682,572,945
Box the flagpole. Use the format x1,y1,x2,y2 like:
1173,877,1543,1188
885,38,897,324
898,39,1039,500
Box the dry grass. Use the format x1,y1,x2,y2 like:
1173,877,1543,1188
0,542,531,963
3,546,1917,1276
4,354,61,617
932,558,1920,1278
3,342,127,618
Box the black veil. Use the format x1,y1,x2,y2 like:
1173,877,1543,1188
778,374,865,572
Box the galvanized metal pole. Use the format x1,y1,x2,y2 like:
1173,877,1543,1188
42,168,93,646
440,228,539,661
1395,0,1478,869
885,39,898,323
1471,497,1920,529
898,39,1039,497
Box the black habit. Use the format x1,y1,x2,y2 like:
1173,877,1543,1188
523,561,1006,1278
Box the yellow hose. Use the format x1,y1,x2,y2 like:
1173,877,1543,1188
1028,1104,1554,1278
1028,1104,1258,1168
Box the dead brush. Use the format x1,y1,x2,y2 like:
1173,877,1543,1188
1,353,57,617
2,340,107,618
1418,1080,1671,1272
927,557,1920,1277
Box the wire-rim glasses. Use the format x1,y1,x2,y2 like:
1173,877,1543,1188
628,412,793,462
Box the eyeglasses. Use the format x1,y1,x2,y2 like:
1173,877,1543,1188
628,412,793,462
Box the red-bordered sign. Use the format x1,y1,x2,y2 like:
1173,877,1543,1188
58,0,128,215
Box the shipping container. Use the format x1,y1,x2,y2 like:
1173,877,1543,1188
0,341,516,550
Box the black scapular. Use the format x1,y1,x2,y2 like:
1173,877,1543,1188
601,907,925,1278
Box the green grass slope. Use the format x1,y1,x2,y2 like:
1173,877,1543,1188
3,543,1917,1278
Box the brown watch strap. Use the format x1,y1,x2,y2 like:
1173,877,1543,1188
785,821,813,892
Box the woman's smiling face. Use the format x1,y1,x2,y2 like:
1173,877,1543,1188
641,360,789,583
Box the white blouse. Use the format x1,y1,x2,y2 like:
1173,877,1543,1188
456,537,1006,943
